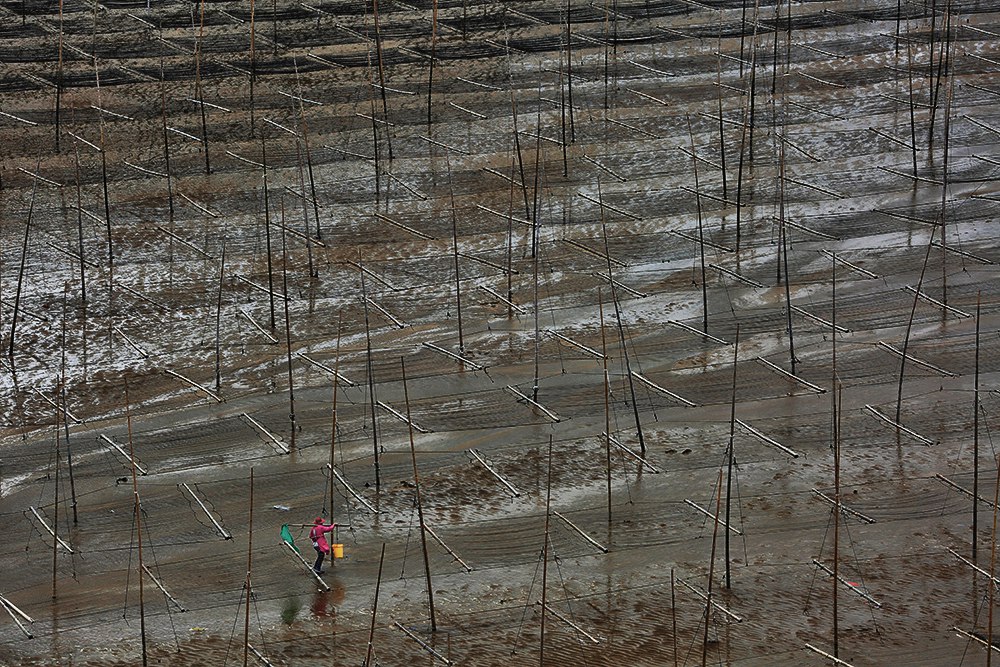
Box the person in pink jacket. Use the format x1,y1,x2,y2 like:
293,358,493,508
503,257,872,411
310,517,337,575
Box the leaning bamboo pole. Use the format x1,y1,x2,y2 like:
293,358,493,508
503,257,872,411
599,193,645,457
702,468,725,666
125,378,148,667
361,264,380,492
363,544,386,667
402,358,436,631
8,175,36,364
687,115,709,334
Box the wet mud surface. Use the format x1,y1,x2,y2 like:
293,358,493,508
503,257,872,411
1,0,999,665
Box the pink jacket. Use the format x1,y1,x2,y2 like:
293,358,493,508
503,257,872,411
310,523,335,553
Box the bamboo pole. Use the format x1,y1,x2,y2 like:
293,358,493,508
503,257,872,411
55,0,63,151
261,134,276,329
974,294,981,561
73,144,88,380
59,377,77,524
725,324,740,590
447,155,464,352
215,242,226,393
363,544,386,667
248,0,256,137
833,378,840,657
125,378,147,667
361,265,380,492
0,594,33,638
686,115,709,334
702,469,725,666
601,289,612,529
329,315,342,519
394,621,452,664
371,0,392,162
195,0,210,174
985,448,996,667
8,175,36,364
426,0,437,128
180,484,231,539
423,523,472,572
539,436,553,667
328,466,378,514
403,358,435,631
599,190,645,457
52,396,60,599
565,0,575,141
243,469,253,667
280,223,295,450
468,449,519,497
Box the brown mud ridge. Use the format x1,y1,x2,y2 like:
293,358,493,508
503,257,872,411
1,0,999,664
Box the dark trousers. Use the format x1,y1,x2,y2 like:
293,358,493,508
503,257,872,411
313,547,325,573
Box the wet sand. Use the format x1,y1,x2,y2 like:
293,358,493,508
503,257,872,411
1,0,999,665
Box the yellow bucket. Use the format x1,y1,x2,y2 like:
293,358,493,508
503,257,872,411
332,543,344,559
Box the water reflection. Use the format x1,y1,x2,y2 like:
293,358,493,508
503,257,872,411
311,577,345,619
280,595,302,625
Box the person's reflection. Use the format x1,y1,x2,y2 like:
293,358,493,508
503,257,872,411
311,577,345,619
